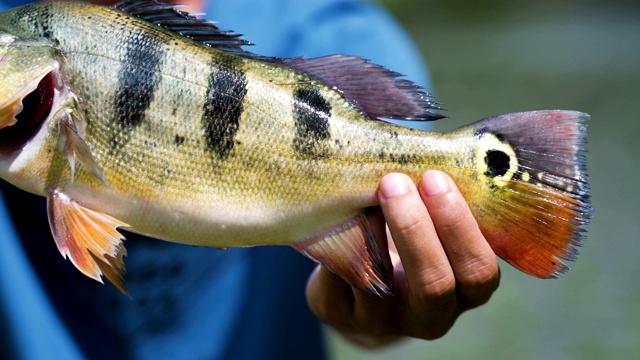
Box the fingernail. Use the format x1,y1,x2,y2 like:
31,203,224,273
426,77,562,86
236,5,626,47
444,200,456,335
379,173,410,199
422,170,449,196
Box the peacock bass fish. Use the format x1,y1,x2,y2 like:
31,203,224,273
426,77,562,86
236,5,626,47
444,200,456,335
0,0,591,295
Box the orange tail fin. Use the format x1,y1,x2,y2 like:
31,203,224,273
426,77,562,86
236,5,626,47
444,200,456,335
467,110,591,278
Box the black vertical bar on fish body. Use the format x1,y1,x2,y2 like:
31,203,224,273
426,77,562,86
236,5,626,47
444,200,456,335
292,85,332,157
110,29,165,150
201,56,248,159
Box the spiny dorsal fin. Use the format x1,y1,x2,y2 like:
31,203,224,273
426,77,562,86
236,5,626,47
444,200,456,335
283,55,444,121
114,1,444,121
114,0,266,59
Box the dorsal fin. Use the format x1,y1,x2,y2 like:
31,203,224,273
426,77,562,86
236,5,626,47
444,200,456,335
283,55,444,121
114,1,444,121
114,0,268,59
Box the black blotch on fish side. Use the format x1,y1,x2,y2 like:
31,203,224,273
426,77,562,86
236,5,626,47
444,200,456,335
111,30,164,150
485,149,511,177
201,58,248,158
39,8,61,47
292,85,331,156
389,153,414,165
174,134,185,146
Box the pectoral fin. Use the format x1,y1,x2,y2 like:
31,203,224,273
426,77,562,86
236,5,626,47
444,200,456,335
47,189,129,294
60,115,109,187
292,213,393,296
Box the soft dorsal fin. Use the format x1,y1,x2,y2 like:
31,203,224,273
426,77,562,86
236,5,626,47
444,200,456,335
283,55,444,121
114,0,266,59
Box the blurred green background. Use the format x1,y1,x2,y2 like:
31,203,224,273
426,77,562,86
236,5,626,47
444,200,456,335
329,0,640,359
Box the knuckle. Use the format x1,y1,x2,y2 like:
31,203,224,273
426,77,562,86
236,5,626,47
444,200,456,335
415,271,457,302
461,255,500,288
401,273,463,340
458,258,501,306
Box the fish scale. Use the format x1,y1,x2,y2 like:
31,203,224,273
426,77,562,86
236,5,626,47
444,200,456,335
0,0,591,295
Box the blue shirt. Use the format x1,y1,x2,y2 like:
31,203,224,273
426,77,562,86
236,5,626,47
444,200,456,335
0,1,432,359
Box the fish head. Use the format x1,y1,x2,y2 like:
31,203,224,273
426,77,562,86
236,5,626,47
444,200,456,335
0,31,65,194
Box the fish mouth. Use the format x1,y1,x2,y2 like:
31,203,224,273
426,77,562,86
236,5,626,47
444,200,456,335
0,72,55,152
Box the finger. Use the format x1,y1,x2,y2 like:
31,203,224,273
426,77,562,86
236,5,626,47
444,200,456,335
418,170,500,306
377,173,455,299
307,259,400,338
305,265,355,332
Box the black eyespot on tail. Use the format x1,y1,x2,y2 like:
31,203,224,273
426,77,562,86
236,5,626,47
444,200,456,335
485,149,511,177
0,73,54,153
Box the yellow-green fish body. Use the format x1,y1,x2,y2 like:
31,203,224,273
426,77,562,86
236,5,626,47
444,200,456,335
0,1,591,294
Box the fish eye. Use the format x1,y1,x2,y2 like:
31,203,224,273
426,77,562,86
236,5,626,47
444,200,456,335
485,149,511,177
0,72,54,152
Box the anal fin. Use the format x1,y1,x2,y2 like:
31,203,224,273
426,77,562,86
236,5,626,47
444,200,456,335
47,189,129,294
292,213,393,296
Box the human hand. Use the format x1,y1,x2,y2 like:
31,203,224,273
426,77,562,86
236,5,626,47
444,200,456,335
306,170,500,346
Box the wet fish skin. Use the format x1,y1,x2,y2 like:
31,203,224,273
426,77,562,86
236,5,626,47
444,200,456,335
0,1,591,294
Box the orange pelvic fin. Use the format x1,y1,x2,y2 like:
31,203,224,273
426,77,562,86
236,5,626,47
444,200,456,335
292,213,393,296
47,189,129,293
468,110,592,278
